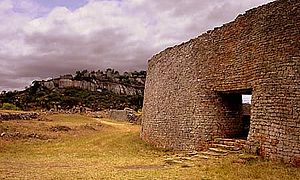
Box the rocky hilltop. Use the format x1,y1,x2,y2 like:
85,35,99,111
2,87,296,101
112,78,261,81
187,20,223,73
35,69,146,96
0,69,146,111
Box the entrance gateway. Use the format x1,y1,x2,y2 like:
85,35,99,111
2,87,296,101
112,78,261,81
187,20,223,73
216,89,252,140
141,0,300,164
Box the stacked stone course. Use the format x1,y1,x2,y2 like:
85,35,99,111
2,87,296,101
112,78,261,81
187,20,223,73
141,0,300,164
0,112,39,120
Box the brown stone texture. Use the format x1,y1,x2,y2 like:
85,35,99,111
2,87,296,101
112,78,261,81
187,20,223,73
0,112,39,120
141,0,300,164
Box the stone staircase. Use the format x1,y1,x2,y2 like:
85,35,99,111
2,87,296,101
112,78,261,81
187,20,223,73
164,138,252,167
206,138,247,155
212,138,246,150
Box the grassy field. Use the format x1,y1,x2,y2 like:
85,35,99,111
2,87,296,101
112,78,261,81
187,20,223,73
0,114,299,179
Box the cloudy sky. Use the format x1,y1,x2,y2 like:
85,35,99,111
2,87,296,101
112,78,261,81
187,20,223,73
0,0,273,91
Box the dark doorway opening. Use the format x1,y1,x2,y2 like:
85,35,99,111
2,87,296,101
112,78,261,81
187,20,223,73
242,96,251,138
217,89,252,140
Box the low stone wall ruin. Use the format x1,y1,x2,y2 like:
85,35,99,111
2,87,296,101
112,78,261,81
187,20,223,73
0,112,39,120
108,109,141,124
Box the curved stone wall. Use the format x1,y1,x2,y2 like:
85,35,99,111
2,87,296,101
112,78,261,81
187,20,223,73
141,0,300,164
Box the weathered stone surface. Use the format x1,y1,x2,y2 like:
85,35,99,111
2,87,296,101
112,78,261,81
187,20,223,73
35,69,146,96
0,112,39,120
141,0,300,164
108,108,141,124
38,78,143,96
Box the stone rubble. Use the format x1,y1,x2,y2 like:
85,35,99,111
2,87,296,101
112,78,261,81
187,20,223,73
0,112,39,120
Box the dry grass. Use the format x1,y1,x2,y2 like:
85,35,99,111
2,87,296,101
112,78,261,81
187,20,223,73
0,113,299,179
0,110,30,113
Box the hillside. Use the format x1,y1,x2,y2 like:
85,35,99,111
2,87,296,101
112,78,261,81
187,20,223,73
0,69,146,111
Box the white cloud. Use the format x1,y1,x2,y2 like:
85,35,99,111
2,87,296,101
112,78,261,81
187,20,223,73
0,0,274,91
0,0,13,11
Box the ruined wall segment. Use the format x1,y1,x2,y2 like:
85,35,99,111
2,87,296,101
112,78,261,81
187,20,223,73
141,0,300,164
0,111,39,120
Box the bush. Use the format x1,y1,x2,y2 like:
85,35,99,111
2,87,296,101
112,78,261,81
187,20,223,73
1,103,19,110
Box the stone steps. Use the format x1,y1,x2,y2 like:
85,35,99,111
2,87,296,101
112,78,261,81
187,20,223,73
204,139,245,157
214,138,247,144
210,138,247,153
211,144,241,151
208,147,229,154
213,138,246,148
200,151,227,157
163,138,248,167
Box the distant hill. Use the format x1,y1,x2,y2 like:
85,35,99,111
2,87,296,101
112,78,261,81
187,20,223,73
0,69,146,111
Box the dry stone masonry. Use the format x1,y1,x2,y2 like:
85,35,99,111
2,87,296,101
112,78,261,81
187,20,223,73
0,112,39,120
141,0,300,165
108,108,142,124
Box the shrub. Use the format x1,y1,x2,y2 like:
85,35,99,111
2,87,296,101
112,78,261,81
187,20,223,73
1,103,19,110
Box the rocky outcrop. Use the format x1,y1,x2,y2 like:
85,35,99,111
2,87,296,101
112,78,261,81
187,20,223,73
0,69,146,111
35,69,146,96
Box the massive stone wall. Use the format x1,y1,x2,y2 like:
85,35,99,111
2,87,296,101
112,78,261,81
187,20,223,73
141,0,300,164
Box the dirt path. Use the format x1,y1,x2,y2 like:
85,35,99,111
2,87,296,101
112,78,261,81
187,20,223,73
95,119,127,127
95,118,139,132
